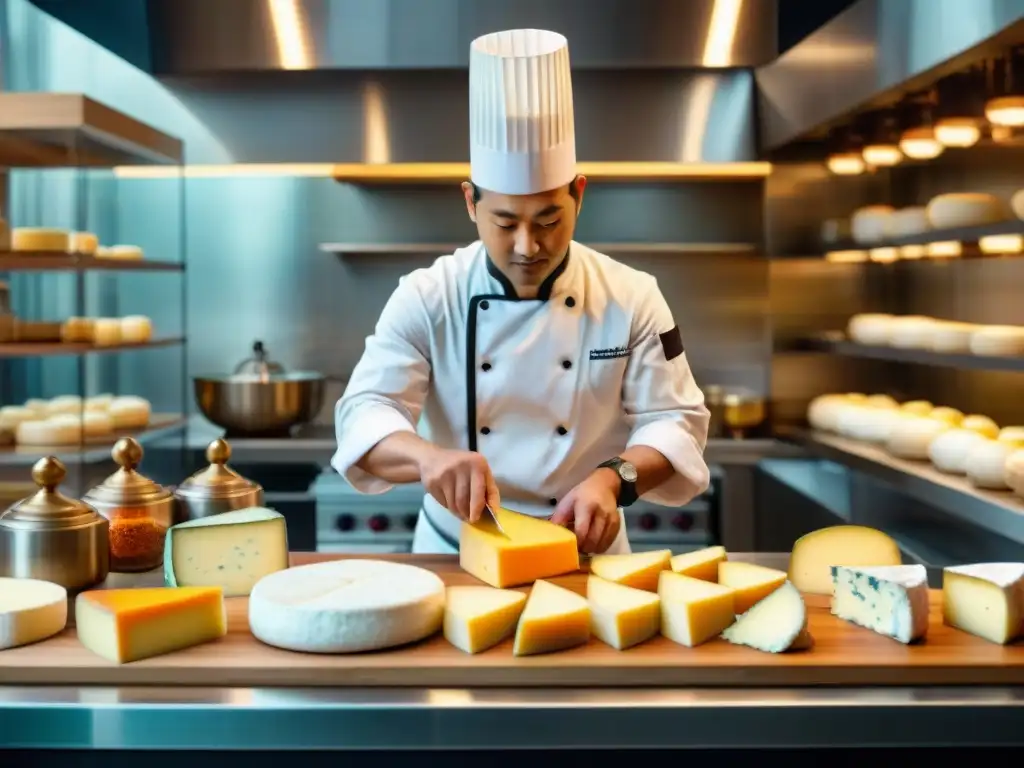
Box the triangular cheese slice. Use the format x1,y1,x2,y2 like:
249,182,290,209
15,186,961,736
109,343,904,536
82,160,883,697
717,561,787,613
460,507,579,588
943,562,1024,645
721,581,811,653
513,580,590,656
444,585,527,654
586,575,660,650
589,549,671,592
658,571,735,647
831,564,929,643
670,546,727,582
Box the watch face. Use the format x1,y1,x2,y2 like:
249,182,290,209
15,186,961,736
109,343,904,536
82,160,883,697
619,461,638,483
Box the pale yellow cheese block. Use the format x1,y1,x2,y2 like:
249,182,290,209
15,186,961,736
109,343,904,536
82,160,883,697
460,507,579,588
943,563,1024,645
586,575,660,650
669,545,727,582
658,571,735,647
717,561,787,613
589,549,671,592
443,585,527,654
513,580,590,656
788,525,902,595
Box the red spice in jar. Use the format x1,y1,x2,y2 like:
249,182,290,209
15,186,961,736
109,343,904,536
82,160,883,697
108,515,166,569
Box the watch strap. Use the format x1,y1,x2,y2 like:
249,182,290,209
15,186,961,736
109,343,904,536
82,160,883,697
598,457,639,507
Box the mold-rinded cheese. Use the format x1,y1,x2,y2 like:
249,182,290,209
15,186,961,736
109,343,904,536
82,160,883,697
164,507,289,597
721,581,812,653
669,545,727,582
589,549,670,592
788,525,902,595
460,506,579,588
928,429,989,475
969,325,1024,356
964,440,1020,490
0,577,67,650
831,565,929,644
886,417,951,460
846,314,894,345
75,586,226,663
512,579,590,656
717,561,787,613
658,571,735,647
443,585,526,654
587,575,660,650
249,559,445,653
926,192,1009,229
943,563,1024,645
16,417,82,445
12,227,70,252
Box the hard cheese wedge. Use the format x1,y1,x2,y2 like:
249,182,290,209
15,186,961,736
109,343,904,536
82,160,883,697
943,563,1024,644
717,561,787,613
0,577,67,650
513,579,589,656
670,545,727,582
164,507,289,597
658,571,735,647
76,587,226,663
789,525,902,595
721,580,812,653
444,585,527,654
589,549,671,592
831,564,929,643
460,507,579,588
587,575,660,650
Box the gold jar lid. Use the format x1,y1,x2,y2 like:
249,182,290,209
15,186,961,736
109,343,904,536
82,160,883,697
82,437,172,509
0,456,104,531
175,438,262,501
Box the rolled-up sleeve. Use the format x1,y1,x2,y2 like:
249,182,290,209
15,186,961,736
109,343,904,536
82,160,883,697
622,277,711,506
332,274,432,494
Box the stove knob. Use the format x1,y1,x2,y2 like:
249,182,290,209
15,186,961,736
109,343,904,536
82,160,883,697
335,514,356,532
672,514,694,532
403,514,419,531
638,513,659,531
368,514,390,532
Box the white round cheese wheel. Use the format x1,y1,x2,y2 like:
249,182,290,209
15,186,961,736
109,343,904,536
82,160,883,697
928,429,989,474
999,427,1024,444
900,400,933,417
847,314,893,345
0,406,42,430
0,577,68,650
1011,188,1024,221
969,325,1024,356
851,205,895,244
885,207,930,238
929,406,964,426
70,232,98,255
961,414,1000,439
888,316,937,349
92,318,122,347
61,316,95,343
109,396,151,429
82,411,114,437
16,417,82,445
102,244,144,260
1006,449,1024,497
12,227,70,252
845,393,868,403
23,399,49,418
248,559,445,653
46,395,81,416
120,315,153,344
926,192,1009,229
965,440,1018,490
886,417,950,460
821,219,850,244
85,394,113,412
929,321,978,353
837,405,910,443
807,394,851,432
865,394,899,410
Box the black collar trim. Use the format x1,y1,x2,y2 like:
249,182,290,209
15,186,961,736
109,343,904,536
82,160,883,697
484,248,570,301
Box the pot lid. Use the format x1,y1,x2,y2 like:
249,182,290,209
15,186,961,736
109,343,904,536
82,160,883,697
232,340,286,380
82,437,172,507
0,456,104,530
176,438,262,500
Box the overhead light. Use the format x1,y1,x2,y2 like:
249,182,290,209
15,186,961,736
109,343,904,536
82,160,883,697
985,95,1024,126
862,144,902,166
935,118,983,147
926,241,962,259
859,110,902,167
827,152,866,175
979,234,1024,254
934,69,987,147
869,247,900,263
898,126,944,159
825,250,868,263
986,50,1024,126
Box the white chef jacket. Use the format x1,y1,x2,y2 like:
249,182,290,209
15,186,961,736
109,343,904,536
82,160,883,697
332,241,711,554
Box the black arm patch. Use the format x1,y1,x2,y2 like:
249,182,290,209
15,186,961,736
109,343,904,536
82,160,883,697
659,325,684,361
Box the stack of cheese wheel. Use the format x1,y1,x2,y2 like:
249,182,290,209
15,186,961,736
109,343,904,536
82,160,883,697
850,205,895,244
0,393,152,445
60,315,153,346
928,415,1000,475
11,228,70,252
925,192,1009,229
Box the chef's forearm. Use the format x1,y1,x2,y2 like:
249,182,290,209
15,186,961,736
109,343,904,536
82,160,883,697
356,432,439,484
594,445,675,496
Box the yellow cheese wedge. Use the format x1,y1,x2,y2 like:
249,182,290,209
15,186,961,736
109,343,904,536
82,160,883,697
670,545,727,582
589,549,671,592
788,525,902,595
717,561,787,613
513,580,589,656
460,507,579,588
943,563,1024,645
658,571,735,647
586,575,660,650
721,581,812,653
75,587,226,664
443,585,527,654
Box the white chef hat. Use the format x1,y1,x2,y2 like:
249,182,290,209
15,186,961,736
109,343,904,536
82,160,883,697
468,29,577,196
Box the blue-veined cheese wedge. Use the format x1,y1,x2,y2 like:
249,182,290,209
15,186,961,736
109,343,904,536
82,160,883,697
831,564,929,644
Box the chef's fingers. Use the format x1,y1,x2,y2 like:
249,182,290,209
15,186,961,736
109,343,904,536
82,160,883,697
573,502,594,548
484,465,502,513
550,494,575,526
454,471,471,521
468,470,487,523
597,514,620,553
582,514,606,554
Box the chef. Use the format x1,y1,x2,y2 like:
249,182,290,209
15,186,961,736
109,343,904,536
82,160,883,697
333,28,710,555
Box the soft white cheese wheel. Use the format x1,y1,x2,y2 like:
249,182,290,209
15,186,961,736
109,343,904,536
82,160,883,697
930,406,964,426
885,207,930,238
886,418,950,460
888,316,938,349
821,219,851,244
120,315,153,344
82,411,114,437
926,192,1009,229
1006,449,1024,497
0,406,42,430
92,318,122,347
16,417,82,445
999,427,1024,444
61,317,95,343
928,429,989,475
847,314,894,345
965,440,1019,490
0,577,68,650
1011,188,1024,221
969,325,1024,356
929,321,978,353
109,396,151,429
851,205,895,244
807,394,848,432
70,232,98,255
865,394,899,410
961,414,1000,440
900,400,933,417
11,227,70,252
85,394,113,412
248,559,445,653
46,395,82,416
837,405,910,444
845,393,868,403
24,399,49,417
101,245,144,260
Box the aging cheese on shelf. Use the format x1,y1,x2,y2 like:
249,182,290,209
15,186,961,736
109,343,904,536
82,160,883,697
589,549,670,592
717,561,786,613
658,571,735,647
929,406,964,426
836,405,910,444
926,192,1009,229
885,206,930,237
12,227,70,252
165,507,289,597
846,314,894,346
961,414,1000,439
249,559,445,653
120,315,153,344
513,579,590,656
888,316,937,349
75,586,226,664
928,429,989,475
61,317,95,343
850,205,895,244
16,417,82,446
900,400,933,417
886,417,951,460
587,575,660,650
969,325,1024,357
460,506,579,588
721,581,812,654
70,231,98,254
930,321,978,353
108,396,151,429
865,394,899,409
92,318,122,347
0,577,68,650
943,563,1024,645
669,545,727,582
102,244,144,260
831,565,929,644
1006,450,1024,497
443,585,526,654
807,394,853,433
788,525,902,595
964,440,1019,490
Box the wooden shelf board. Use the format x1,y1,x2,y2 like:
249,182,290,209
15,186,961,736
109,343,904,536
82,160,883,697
797,335,1024,373
0,336,185,358
320,242,758,256
0,252,183,272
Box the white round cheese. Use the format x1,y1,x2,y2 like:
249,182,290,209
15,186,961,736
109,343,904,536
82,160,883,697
837,406,910,443
847,314,893,345
965,440,1018,490
102,244,144,260
1006,449,1024,497
70,231,99,255
0,577,67,650
250,560,445,653
12,227,70,252
109,396,151,429
17,417,82,445
46,395,82,416
85,394,113,412
888,316,938,349
929,406,964,426
1011,188,1024,221
886,417,950,460
926,192,1009,229
120,315,153,344
928,429,989,475
865,394,899,410
961,414,1000,439
0,405,42,430
999,427,1024,444
807,394,850,432
969,325,1024,356
82,411,114,437
851,205,895,244
92,318,122,347
885,207,930,238
929,321,978,353
899,400,933,417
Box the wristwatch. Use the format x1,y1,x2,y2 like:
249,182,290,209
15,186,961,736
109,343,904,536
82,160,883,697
597,457,639,507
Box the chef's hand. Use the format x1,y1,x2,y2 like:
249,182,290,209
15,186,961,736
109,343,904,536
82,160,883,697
418,448,501,523
550,471,621,554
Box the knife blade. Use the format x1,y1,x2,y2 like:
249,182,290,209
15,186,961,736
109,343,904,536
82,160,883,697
482,504,507,536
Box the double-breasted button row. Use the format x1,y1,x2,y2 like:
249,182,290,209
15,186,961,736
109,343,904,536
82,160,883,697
479,424,568,436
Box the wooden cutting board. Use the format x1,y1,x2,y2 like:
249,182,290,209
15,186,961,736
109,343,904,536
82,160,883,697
2,553,1023,688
